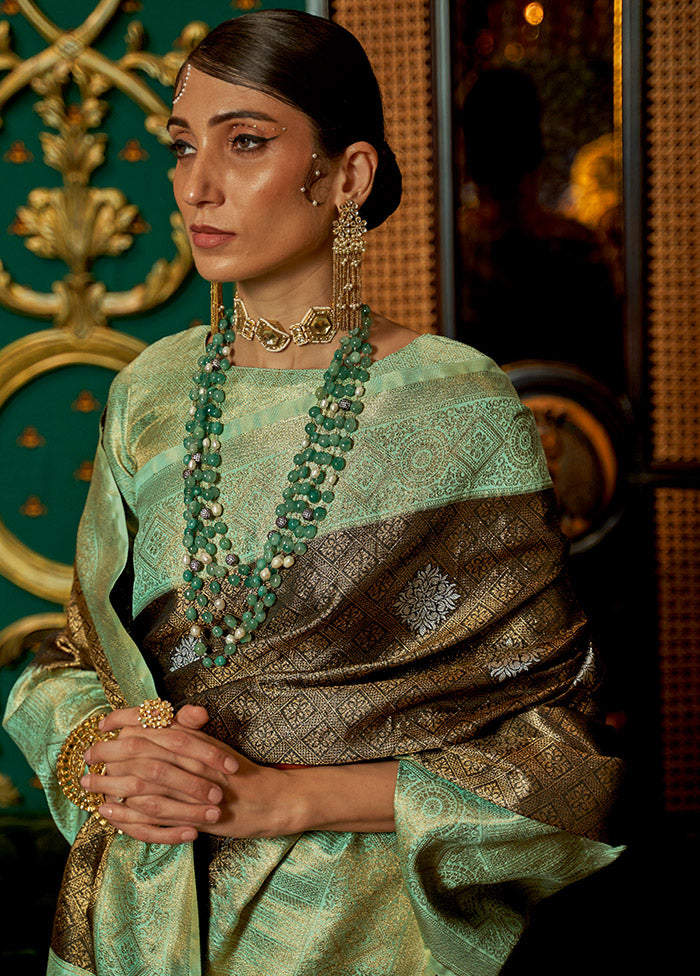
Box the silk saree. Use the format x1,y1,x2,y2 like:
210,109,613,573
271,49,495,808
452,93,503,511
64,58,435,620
5,329,623,976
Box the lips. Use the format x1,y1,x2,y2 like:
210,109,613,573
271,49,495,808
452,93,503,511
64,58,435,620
190,224,236,249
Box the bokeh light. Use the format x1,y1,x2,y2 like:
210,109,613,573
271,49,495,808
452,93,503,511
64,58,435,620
524,3,545,26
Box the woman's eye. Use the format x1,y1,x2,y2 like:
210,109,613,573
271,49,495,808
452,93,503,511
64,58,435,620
229,133,269,152
168,139,195,159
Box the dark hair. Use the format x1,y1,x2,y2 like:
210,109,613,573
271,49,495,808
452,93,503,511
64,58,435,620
186,9,402,230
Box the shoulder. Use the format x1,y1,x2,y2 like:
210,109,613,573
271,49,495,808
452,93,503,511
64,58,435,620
109,326,206,396
373,330,516,401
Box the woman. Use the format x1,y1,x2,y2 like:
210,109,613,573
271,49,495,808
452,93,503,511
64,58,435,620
4,10,623,976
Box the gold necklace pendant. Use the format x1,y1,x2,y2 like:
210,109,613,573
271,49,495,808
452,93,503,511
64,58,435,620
234,297,336,352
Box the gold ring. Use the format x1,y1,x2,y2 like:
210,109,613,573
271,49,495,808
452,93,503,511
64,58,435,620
138,698,174,729
114,796,125,804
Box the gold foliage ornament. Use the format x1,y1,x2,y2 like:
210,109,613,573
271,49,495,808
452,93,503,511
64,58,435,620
0,1,207,613
0,0,206,336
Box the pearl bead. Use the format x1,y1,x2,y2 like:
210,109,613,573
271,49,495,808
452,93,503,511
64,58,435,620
283,555,296,568
328,473,338,485
205,363,213,372
182,554,191,566
310,466,321,479
188,460,197,470
329,402,338,413
189,625,201,637
301,436,310,448
260,567,271,581
213,597,225,611
225,634,235,644
271,555,284,569
355,385,364,396
200,553,212,565
234,627,246,641
210,502,223,516
320,398,328,409
210,438,220,450
221,346,230,356
202,437,210,448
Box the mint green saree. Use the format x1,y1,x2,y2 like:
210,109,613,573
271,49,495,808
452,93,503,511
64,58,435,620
4,330,623,976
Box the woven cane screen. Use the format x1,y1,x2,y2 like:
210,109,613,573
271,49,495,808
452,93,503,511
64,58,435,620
654,488,700,812
332,1,437,332
646,1,700,463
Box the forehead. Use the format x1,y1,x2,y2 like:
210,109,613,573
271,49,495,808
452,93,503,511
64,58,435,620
169,66,308,131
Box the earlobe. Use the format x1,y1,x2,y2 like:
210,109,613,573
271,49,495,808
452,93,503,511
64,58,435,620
333,141,379,209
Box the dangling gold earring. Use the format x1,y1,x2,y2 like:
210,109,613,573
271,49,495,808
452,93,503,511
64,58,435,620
210,281,223,333
332,199,367,332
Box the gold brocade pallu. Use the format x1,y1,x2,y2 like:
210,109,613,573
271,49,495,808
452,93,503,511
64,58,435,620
3,330,624,976
137,489,618,842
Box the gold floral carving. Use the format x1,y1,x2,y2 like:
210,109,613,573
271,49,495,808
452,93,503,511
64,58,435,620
0,2,206,608
0,0,204,335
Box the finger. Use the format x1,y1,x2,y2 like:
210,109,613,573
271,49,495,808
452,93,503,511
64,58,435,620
81,763,224,806
99,707,143,733
87,725,238,776
106,816,198,845
175,704,210,729
100,795,221,827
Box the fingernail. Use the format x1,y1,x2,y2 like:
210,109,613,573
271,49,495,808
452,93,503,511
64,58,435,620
83,749,92,763
98,718,106,730
208,786,223,803
224,757,237,773
80,775,90,787
182,829,197,842
100,805,113,817
205,808,219,822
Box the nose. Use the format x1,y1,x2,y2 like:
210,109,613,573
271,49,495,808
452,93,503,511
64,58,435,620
179,148,224,208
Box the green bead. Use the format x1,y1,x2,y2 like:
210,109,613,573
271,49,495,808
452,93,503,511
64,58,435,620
185,607,197,621
331,456,346,471
314,507,327,520
194,641,207,655
214,655,227,667
263,592,276,607
224,614,238,628
294,541,307,555
212,626,223,638
304,524,317,538
202,657,213,668
322,490,335,502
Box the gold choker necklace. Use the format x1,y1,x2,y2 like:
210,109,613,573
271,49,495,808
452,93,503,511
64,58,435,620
234,297,336,353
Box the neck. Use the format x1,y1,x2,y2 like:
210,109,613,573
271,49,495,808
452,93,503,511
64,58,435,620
234,257,333,330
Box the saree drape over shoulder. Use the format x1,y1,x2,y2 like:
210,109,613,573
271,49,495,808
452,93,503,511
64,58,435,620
4,330,623,976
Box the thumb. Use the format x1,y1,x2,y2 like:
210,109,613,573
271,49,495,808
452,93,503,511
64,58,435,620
175,704,210,728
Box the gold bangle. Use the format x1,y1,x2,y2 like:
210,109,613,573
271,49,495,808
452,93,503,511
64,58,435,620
56,712,119,812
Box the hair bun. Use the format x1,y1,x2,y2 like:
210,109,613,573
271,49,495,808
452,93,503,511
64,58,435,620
361,140,402,231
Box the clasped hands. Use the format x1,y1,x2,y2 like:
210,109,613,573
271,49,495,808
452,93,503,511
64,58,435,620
81,703,294,845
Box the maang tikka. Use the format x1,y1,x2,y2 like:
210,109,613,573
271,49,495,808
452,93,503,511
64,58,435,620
332,199,367,333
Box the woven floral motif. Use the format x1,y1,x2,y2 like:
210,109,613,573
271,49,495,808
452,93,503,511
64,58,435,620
394,563,461,636
490,651,542,683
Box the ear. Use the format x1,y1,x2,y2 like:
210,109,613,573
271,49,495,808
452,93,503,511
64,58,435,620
330,141,379,209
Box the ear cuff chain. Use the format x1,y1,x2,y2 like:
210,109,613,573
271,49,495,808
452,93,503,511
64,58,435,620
301,153,321,206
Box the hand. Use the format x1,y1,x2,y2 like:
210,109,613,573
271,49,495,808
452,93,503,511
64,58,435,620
82,704,237,845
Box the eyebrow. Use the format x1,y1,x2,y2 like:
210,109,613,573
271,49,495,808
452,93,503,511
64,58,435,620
166,110,279,129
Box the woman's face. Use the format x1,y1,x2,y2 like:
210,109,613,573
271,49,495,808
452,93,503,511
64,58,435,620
168,66,340,288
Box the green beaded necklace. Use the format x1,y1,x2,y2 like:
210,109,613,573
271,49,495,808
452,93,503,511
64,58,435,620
181,303,373,668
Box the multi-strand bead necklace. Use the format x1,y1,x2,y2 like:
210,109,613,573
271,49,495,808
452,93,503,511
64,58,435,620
181,304,373,668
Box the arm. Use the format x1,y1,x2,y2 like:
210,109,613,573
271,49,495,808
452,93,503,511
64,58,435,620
86,704,398,842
